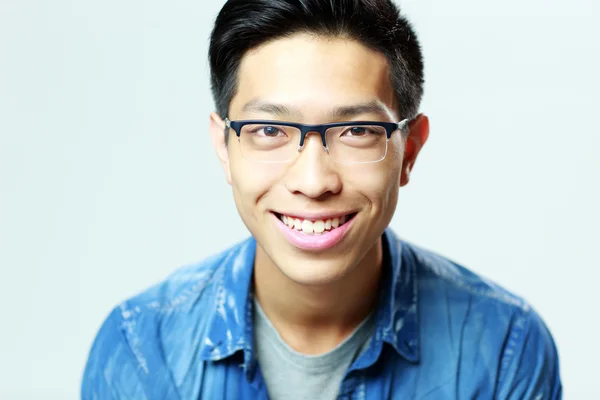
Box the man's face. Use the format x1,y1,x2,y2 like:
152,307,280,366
211,34,422,286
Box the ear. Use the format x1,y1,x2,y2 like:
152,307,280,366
208,112,232,185
400,114,429,187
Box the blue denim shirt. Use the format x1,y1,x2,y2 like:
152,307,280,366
82,230,561,399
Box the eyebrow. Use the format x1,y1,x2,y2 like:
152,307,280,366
241,99,302,118
329,101,391,119
240,99,392,120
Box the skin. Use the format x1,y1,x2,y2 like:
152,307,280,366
209,33,429,354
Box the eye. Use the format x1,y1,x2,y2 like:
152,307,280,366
248,125,287,137
348,127,368,136
242,124,294,142
262,126,281,137
342,126,381,137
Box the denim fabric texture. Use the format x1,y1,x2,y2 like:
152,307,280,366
82,229,561,399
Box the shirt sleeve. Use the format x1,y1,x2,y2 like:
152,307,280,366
81,307,148,400
496,305,562,400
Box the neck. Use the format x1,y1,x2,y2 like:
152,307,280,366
253,237,383,355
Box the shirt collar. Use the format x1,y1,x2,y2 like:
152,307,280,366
197,238,258,378
197,228,420,374
376,229,420,363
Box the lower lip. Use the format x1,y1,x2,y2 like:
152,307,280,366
272,213,354,251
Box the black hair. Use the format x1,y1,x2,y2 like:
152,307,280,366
209,0,424,132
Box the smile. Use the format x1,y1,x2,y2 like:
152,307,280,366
272,212,357,251
275,213,356,234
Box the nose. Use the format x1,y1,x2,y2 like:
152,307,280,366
284,132,342,199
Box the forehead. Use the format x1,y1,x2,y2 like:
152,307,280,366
229,34,398,121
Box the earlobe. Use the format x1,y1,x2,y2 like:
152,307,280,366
208,112,233,185
400,161,413,186
400,114,429,187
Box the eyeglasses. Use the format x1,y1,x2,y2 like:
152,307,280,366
224,118,410,164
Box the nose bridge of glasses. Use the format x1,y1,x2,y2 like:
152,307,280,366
298,125,328,150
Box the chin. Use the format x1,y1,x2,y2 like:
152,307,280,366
276,257,353,286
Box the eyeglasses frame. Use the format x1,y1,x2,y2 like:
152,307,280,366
223,117,411,163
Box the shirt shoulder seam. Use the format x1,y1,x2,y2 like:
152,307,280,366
119,249,236,320
405,242,529,312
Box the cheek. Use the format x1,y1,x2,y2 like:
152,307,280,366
366,169,400,200
345,146,403,205
380,141,404,203
229,159,283,218
343,164,400,225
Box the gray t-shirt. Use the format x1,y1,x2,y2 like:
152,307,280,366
253,298,374,400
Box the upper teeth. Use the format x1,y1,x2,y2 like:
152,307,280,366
281,214,348,234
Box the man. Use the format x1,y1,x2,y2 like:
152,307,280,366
82,0,561,398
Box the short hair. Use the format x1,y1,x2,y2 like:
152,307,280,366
209,0,424,135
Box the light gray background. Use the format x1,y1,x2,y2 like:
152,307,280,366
1,0,598,398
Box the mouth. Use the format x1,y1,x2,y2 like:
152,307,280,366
273,212,357,235
271,211,357,251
